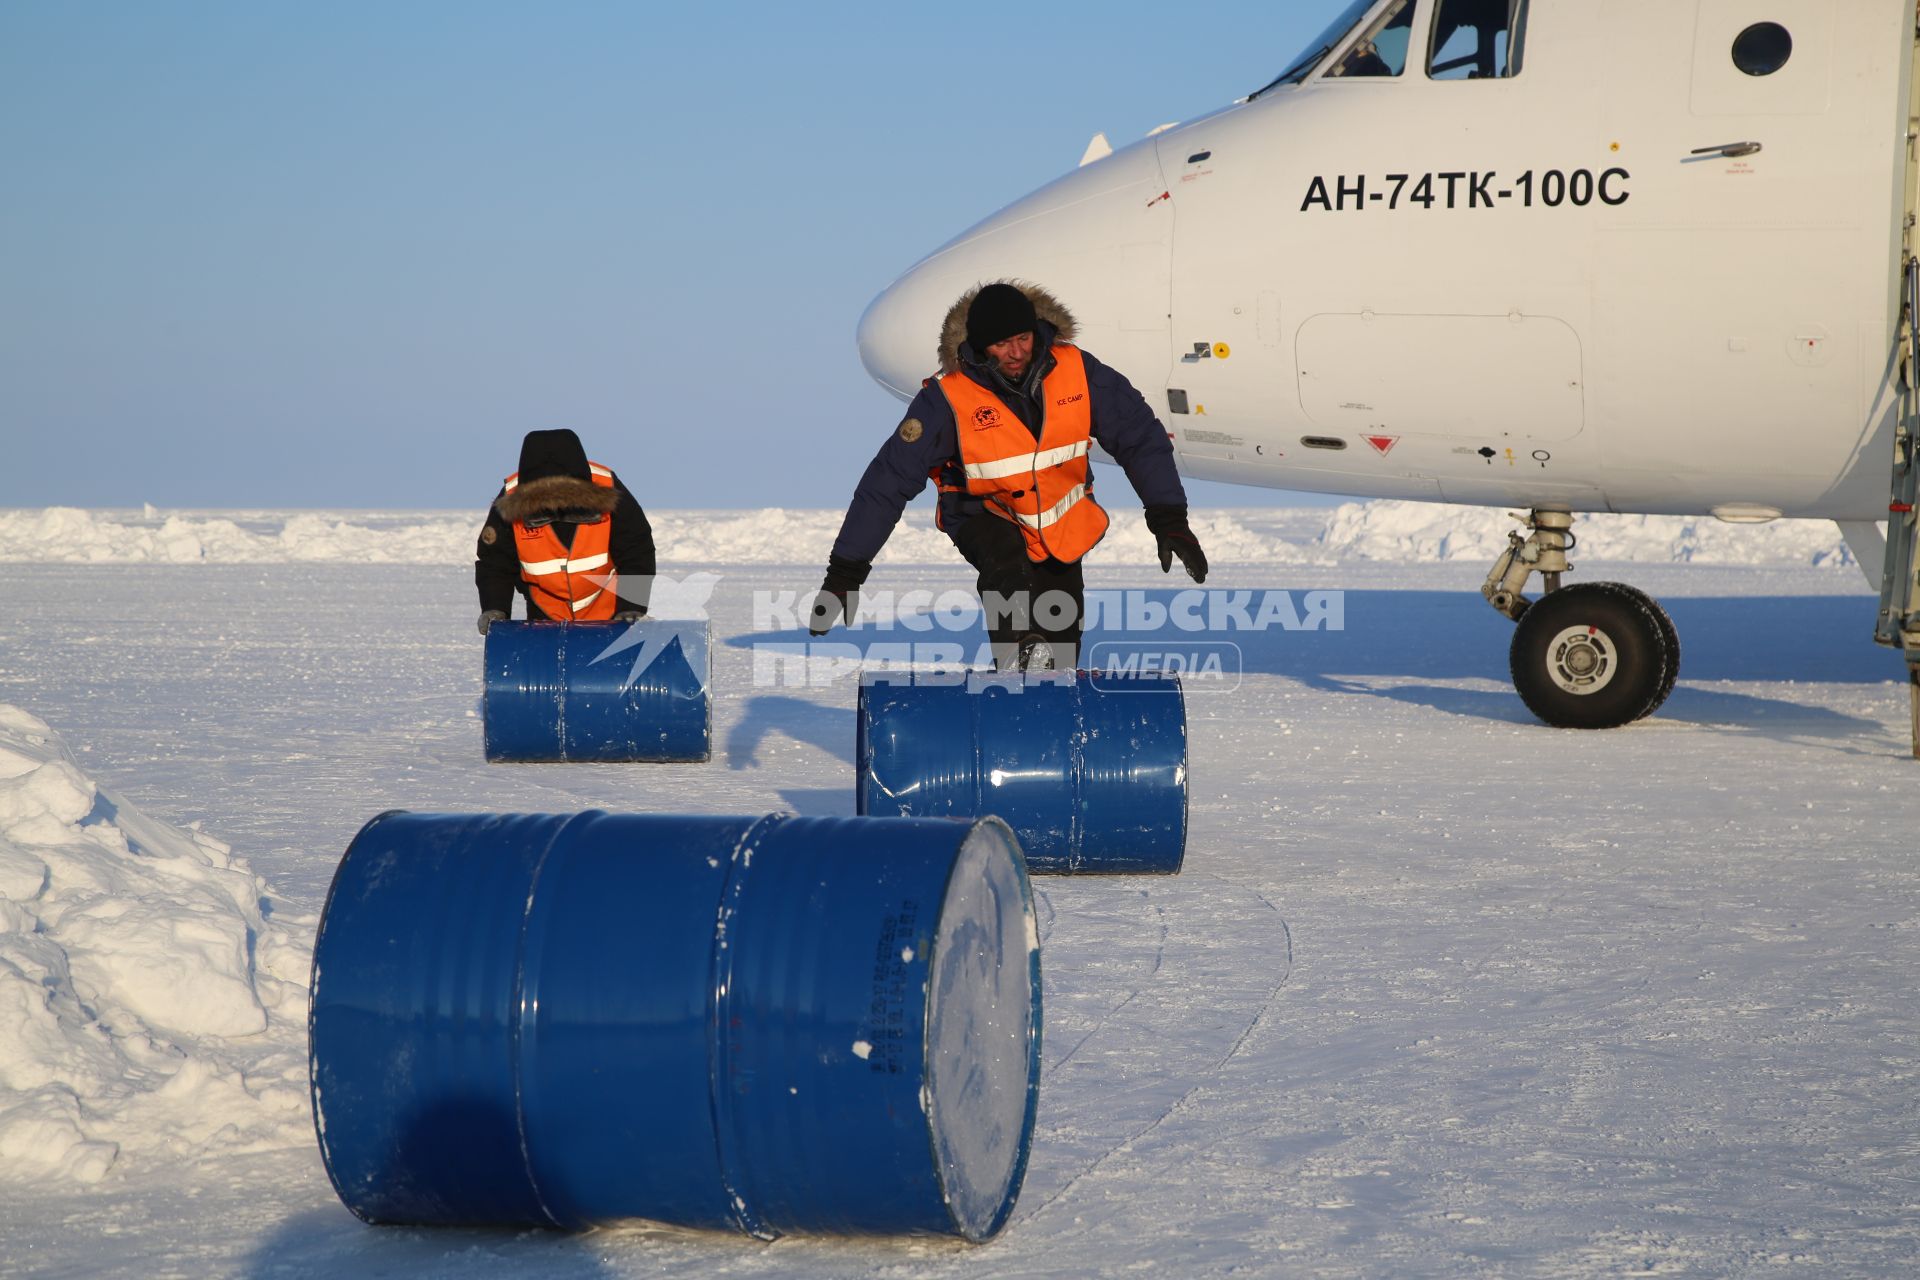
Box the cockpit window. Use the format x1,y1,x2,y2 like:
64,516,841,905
1428,0,1529,80
1252,0,1386,96
1326,0,1416,78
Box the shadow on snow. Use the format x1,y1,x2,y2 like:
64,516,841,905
723,590,1893,737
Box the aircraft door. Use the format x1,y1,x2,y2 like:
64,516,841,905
1591,1,1884,511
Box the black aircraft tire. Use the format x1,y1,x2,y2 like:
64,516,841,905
1637,590,1681,719
1509,583,1671,729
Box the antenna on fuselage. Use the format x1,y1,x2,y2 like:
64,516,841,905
1078,133,1113,167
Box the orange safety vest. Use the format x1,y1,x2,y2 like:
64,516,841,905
502,462,619,621
932,343,1110,563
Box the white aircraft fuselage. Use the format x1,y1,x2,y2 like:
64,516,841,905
857,0,1917,524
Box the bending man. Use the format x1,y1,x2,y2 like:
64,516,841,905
811,281,1207,669
475,428,656,633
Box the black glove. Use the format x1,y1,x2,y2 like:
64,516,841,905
613,610,646,623
809,554,871,635
1145,505,1208,584
477,609,508,636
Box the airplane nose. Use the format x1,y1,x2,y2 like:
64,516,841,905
856,269,944,402
856,137,1174,403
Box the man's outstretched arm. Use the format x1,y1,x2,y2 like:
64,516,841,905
812,388,957,633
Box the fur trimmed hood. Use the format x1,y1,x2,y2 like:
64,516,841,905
937,281,1077,376
496,475,620,524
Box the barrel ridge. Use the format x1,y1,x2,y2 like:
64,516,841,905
967,677,985,826
552,628,569,753
853,684,871,817
1067,681,1087,874
705,812,787,1240
509,809,608,1228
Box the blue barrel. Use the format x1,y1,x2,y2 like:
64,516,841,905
483,619,710,762
308,810,1042,1241
855,671,1187,875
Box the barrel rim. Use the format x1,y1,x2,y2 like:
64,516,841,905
307,808,413,1225
920,815,1043,1243
1171,675,1190,875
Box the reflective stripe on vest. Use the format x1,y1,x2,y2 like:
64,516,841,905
934,343,1110,563
962,439,1090,482
517,551,610,577
1013,482,1089,530
504,462,619,622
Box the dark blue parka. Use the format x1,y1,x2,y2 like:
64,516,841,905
830,290,1187,565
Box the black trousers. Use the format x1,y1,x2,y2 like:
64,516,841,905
950,514,1085,670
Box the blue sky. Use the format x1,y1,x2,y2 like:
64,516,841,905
0,2,1334,510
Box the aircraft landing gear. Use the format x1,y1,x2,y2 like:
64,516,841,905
1510,583,1679,728
1481,509,1680,729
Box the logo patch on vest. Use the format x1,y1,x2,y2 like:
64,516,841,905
898,417,923,443
971,405,1002,429
1055,393,1084,407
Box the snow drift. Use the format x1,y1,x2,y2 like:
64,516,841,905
0,706,313,1183
0,506,1329,567
1317,500,1862,567
0,507,479,565
0,501,1860,567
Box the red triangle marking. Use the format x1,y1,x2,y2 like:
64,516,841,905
1365,435,1398,456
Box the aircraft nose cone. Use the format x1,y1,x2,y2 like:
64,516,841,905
856,136,1175,404
857,274,938,401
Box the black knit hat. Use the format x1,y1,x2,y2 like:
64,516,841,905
965,283,1039,355
517,428,591,484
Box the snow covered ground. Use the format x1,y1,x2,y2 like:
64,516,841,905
0,505,1913,1277
0,501,1867,572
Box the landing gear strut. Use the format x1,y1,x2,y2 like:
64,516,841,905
1481,509,1680,729
1873,255,1920,756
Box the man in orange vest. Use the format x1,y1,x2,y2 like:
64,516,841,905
475,428,656,633
810,281,1206,670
